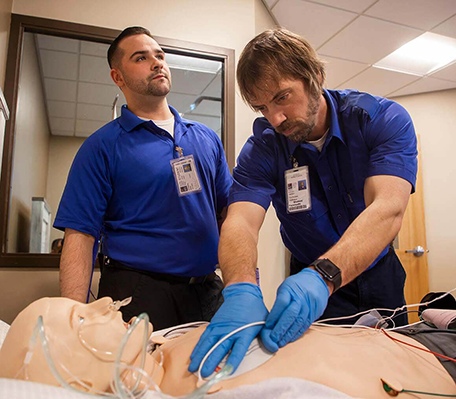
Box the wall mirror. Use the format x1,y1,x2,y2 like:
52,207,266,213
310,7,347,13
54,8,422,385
0,14,234,266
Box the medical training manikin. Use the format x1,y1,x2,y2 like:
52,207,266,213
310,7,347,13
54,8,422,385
0,297,455,398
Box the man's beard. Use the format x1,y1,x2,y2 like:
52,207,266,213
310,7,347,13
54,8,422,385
124,73,171,97
276,94,320,143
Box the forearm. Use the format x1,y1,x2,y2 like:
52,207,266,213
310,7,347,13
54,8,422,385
219,212,260,286
59,229,95,302
324,197,406,286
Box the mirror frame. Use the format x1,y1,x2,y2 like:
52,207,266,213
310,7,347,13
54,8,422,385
0,14,235,267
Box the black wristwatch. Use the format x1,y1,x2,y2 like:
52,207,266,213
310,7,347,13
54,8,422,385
310,258,342,292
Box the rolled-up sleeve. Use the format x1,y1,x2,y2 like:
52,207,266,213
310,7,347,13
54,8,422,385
229,134,277,210
365,101,418,192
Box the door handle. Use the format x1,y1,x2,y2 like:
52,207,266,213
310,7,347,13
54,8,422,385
405,245,429,257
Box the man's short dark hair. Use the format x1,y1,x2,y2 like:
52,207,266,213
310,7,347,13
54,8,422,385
108,26,154,69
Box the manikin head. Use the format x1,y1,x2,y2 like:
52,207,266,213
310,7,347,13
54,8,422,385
237,28,327,143
0,297,153,394
108,27,172,104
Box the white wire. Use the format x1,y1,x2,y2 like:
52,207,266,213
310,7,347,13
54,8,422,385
317,286,456,325
197,321,266,383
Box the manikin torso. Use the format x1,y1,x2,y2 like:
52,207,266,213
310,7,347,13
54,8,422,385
0,297,455,398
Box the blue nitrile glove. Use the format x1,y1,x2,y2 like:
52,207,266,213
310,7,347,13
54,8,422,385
188,283,268,378
261,268,330,352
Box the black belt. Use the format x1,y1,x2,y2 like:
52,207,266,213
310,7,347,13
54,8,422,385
102,257,216,285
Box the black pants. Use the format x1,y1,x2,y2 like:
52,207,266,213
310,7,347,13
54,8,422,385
98,261,224,331
290,247,408,326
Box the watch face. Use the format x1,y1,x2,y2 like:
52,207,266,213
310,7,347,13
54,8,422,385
318,260,339,277
313,259,342,292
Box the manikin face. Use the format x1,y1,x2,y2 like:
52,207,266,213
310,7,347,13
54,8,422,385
0,297,151,393
111,34,172,99
250,78,322,143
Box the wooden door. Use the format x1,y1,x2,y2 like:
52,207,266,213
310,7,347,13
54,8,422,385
396,136,429,323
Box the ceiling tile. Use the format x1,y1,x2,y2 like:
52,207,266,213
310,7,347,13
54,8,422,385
167,92,196,113
365,0,456,31
318,16,423,64
75,131,93,138
39,49,78,80
310,0,377,13
77,103,112,122
272,0,357,48
80,41,110,57
47,101,76,119
185,114,221,132
44,79,77,102
36,34,79,53
265,0,280,9
189,98,222,117
51,130,75,137
201,72,222,97
170,68,215,96
79,55,112,85
76,119,105,135
49,117,75,133
338,66,420,97
78,82,124,106
432,14,456,39
389,76,456,97
319,55,369,88
429,61,456,82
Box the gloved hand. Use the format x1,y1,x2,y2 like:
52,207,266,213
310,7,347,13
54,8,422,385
261,268,329,353
188,283,268,378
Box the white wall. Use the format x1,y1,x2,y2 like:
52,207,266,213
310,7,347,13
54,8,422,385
0,0,282,321
7,33,50,252
394,88,456,293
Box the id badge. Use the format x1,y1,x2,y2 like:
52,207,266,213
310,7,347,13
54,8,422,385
285,166,311,213
170,155,202,196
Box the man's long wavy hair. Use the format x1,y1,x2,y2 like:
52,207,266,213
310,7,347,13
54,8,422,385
237,28,326,107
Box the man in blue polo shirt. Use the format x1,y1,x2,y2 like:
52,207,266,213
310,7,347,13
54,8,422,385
54,27,232,330
189,28,417,377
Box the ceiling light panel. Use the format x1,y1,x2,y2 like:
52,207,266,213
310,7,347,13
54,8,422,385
374,32,456,76
165,53,221,74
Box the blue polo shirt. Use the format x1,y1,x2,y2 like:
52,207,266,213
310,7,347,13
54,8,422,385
54,105,232,276
230,89,417,267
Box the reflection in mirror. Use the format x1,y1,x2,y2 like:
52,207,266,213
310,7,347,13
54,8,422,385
7,32,223,253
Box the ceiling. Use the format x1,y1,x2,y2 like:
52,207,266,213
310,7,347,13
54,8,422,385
263,0,456,97
32,33,222,138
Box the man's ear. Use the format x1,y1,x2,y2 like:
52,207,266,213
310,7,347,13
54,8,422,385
110,68,124,89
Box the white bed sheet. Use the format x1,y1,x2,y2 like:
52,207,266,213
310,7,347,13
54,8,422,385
0,377,351,399
0,320,10,346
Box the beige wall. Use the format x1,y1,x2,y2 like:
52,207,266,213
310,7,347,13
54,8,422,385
7,32,50,252
0,0,280,322
0,0,13,89
0,0,13,180
46,136,85,245
394,88,456,293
